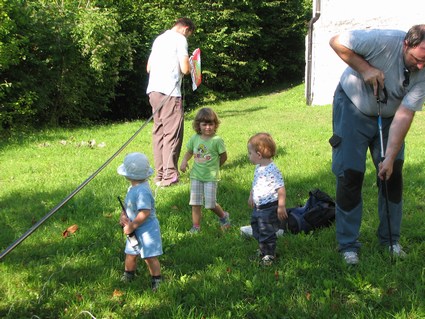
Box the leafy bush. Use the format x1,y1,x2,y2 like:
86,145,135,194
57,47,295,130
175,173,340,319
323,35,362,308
0,0,312,134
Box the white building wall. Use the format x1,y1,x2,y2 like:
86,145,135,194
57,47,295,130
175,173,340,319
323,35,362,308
307,0,425,106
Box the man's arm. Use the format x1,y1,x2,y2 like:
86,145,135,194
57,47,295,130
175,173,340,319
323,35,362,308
379,105,415,180
179,55,190,75
329,34,385,96
146,55,151,73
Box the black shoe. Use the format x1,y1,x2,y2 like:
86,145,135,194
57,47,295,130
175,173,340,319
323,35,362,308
151,277,162,291
121,271,135,283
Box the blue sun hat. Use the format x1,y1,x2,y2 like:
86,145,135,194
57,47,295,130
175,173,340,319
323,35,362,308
117,152,154,180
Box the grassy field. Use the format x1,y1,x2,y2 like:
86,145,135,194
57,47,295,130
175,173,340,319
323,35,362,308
1,84,425,318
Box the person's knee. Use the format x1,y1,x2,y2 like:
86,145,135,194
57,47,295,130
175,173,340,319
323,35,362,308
337,169,364,211
386,159,403,203
205,204,216,210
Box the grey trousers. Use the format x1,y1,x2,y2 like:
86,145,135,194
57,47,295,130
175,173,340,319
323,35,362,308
149,92,184,185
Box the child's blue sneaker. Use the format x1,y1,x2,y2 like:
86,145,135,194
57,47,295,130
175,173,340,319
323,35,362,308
220,212,231,229
189,226,200,234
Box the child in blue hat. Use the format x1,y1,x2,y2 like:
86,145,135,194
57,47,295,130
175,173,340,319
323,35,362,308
117,152,163,291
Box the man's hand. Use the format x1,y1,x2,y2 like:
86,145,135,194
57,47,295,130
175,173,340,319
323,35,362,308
378,158,394,181
378,106,415,180
329,34,385,95
361,67,385,97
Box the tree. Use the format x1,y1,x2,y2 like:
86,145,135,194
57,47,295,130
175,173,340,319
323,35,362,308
0,0,312,135
0,0,136,134
0,0,34,132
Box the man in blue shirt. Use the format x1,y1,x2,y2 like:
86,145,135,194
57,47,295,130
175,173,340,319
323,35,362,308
329,25,425,264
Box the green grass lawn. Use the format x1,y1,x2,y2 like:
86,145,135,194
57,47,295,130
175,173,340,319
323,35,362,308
1,84,425,318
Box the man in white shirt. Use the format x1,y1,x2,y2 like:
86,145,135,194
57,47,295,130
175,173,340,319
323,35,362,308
147,17,195,187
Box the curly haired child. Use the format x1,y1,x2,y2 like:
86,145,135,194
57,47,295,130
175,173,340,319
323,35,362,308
180,108,230,233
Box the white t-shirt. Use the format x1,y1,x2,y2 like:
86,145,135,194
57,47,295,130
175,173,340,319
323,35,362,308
338,29,425,117
251,162,285,206
146,29,189,97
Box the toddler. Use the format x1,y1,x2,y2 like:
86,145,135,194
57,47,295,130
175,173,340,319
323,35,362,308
117,152,163,291
248,133,287,266
180,107,230,232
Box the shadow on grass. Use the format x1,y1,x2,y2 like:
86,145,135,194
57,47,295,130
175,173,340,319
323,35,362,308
2,119,425,317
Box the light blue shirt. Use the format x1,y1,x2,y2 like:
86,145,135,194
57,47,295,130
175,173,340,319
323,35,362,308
338,29,425,117
123,182,162,258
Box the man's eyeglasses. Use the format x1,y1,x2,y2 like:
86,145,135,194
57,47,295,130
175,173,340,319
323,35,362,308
403,68,410,87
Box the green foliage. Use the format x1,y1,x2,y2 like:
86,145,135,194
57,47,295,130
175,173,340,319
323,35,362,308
0,0,312,134
256,0,312,82
179,0,311,102
0,0,26,69
0,0,33,133
0,0,136,133
72,6,134,77
193,2,263,98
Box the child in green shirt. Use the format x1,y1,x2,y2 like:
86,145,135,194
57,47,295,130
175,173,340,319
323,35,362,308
180,108,230,232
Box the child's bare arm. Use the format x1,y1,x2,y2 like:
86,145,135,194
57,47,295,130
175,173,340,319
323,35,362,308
219,151,227,166
180,151,193,172
277,186,287,221
123,209,150,235
248,190,255,208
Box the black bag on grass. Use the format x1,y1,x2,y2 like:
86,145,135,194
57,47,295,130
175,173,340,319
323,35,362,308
286,189,335,234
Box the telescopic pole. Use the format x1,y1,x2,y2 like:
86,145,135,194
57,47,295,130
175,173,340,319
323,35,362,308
377,85,394,259
0,87,176,261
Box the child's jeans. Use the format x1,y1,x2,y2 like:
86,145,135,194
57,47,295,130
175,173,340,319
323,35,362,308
251,202,279,256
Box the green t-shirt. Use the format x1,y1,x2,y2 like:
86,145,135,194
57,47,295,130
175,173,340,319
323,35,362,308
186,134,226,182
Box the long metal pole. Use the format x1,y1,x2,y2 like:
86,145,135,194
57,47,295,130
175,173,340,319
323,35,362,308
377,86,394,259
0,91,175,261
